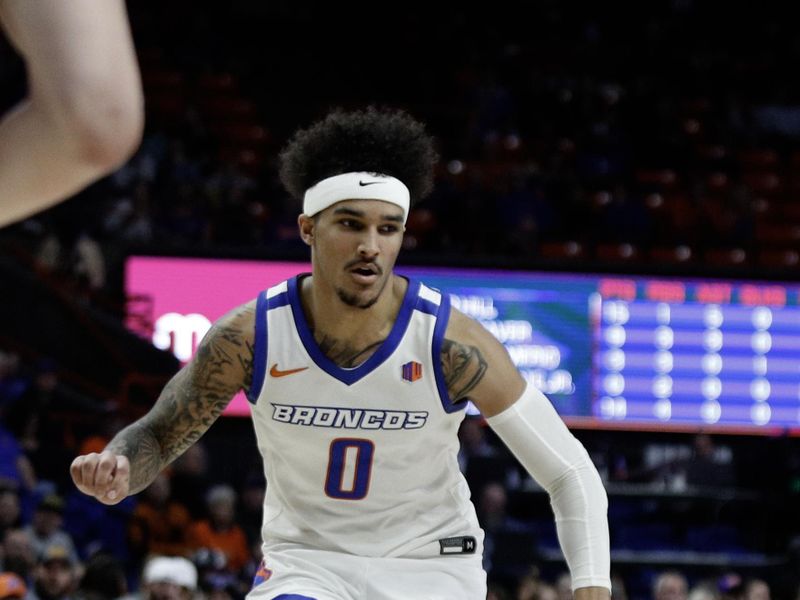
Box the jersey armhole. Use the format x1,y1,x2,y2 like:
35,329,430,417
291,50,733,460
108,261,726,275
246,290,268,404
432,292,466,414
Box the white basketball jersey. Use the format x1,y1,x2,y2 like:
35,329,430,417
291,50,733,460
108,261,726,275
247,275,482,558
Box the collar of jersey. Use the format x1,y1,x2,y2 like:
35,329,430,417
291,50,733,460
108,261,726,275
287,274,421,385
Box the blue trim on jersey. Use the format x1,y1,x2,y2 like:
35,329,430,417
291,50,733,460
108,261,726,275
432,293,467,413
287,275,421,386
267,291,290,309
271,595,318,600
247,290,269,404
415,296,439,316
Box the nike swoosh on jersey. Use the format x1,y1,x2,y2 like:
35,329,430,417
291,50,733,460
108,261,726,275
269,364,309,377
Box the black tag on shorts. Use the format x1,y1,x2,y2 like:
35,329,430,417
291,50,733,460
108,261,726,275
439,536,477,555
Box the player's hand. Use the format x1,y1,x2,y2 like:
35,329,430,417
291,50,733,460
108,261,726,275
70,451,130,505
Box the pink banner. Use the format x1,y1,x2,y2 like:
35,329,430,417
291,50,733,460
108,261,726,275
125,256,311,416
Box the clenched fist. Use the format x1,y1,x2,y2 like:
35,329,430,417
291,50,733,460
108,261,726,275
70,451,130,505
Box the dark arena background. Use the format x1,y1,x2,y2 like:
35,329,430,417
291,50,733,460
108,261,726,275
2,1,800,599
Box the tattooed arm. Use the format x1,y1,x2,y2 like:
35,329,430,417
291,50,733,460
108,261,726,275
70,301,255,505
441,307,525,417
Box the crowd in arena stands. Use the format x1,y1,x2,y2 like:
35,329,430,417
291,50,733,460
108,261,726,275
3,341,800,600
3,1,800,310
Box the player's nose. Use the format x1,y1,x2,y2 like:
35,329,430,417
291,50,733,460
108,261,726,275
357,229,380,258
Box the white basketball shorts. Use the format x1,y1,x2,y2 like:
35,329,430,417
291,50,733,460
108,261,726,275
248,542,487,600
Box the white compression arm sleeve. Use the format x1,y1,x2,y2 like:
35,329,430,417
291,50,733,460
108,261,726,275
486,383,611,592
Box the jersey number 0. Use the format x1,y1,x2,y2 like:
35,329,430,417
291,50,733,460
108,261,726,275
324,438,375,500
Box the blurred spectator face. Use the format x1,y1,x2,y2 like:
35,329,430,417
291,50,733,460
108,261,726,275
654,572,688,600
2,529,36,577
209,497,234,527
459,418,486,450
693,434,714,458
176,444,207,475
241,482,265,513
611,573,629,600
538,584,558,600
34,558,75,600
145,472,172,505
0,489,20,528
744,580,769,600
555,572,572,600
479,483,507,518
143,556,196,600
148,581,192,600
206,486,236,528
32,508,63,537
517,574,539,600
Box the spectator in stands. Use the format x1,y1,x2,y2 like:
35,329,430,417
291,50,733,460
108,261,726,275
62,472,136,566
718,572,744,600
653,571,689,600
31,541,79,600
0,351,29,408
476,482,537,582
192,544,244,600
742,579,770,600
6,360,97,489
0,485,22,539
187,485,249,574
0,529,36,587
486,581,511,600
685,433,736,488
23,495,79,568
610,572,629,600
457,416,498,474
236,472,264,553
128,472,192,561
688,581,719,600
0,417,35,494
169,445,210,521
517,569,558,600
0,572,27,600
554,572,572,600
137,556,196,600
73,552,126,600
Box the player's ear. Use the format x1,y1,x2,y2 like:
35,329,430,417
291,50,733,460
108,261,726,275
298,214,314,246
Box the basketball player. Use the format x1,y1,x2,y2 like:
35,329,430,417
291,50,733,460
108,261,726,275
0,0,143,227
71,107,611,600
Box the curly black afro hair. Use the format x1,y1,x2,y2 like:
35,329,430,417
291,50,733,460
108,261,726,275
278,105,439,206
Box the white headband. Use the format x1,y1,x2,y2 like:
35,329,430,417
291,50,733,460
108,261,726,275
302,172,410,224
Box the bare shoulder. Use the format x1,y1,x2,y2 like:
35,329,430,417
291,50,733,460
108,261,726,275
442,307,525,417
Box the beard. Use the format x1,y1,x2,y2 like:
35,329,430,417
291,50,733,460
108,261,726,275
335,275,389,309
335,287,381,309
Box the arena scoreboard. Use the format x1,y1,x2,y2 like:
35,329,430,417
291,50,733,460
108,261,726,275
125,256,800,435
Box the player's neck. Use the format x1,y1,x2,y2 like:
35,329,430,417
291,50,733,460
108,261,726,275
301,273,406,343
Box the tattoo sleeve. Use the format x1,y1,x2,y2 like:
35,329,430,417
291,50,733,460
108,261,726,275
441,338,488,402
107,304,254,494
